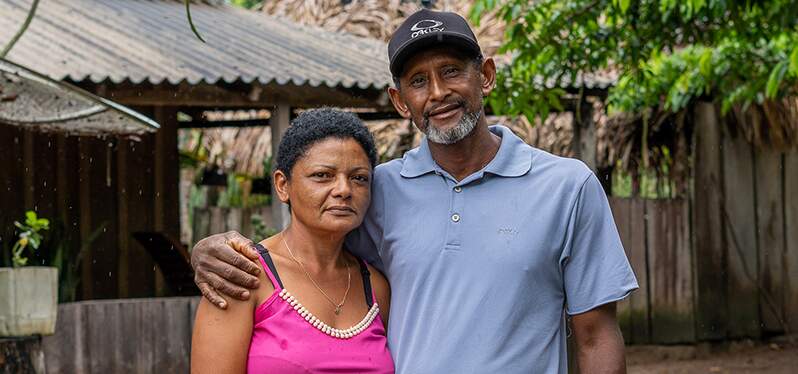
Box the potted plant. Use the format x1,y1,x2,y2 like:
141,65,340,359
0,211,58,336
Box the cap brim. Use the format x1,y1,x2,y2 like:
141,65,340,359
390,31,481,77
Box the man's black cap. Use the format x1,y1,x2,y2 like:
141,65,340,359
388,9,482,77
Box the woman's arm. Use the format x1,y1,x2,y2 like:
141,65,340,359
191,285,255,374
368,264,391,327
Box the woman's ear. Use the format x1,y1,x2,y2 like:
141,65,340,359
273,170,290,204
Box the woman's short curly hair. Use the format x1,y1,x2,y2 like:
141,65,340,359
275,108,377,178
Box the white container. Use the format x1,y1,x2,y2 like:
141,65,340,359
0,266,58,336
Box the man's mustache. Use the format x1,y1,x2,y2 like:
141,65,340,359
423,99,467,120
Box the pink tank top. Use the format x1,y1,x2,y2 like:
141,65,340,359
247,244,394,373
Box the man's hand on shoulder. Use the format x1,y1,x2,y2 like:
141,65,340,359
191,231,262,309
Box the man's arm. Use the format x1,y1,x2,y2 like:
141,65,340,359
191,231,262,308
571,302,626,374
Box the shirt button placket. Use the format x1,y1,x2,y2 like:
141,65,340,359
451,213,461,222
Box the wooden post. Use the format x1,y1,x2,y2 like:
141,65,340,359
153,106,181,297
572,97,597,171
755,149,786,335
691,102,728,341
78,137,93,300
271,102,292,230
117,141,130,298
23,130,34,210
785,150,798,333
721,119,761,338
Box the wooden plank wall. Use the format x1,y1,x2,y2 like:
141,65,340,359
609,197,694,344
41,297,200,374
0,105,182,300
645,198,695,343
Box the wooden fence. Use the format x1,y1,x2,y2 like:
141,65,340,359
40,297,200,374
608,107,798,343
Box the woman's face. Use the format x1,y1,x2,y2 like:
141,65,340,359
275,137,372,235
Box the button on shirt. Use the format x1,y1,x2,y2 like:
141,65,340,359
347,125,638,373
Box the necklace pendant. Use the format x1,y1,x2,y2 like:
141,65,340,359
335,306,342,315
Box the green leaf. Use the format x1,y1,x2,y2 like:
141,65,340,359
698,49,712,77
617,0,631,14
789,46,798,75
765,60,788,98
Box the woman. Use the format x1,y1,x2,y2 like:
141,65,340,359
191,108,393,373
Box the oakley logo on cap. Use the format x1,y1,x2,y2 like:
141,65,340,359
410,19,445,38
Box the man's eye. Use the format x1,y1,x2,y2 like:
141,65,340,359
312,172,331,178
443,67,460,77
352,175,370,183
410,76,426,87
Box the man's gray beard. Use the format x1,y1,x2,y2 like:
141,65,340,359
421,109,481,145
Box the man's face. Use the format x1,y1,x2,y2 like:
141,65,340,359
389,47,494,145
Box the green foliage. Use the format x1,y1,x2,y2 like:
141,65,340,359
218,174,244,207
10,211,49,267
229,0,262,9
473,0,798,121
4,211,103,302
251,214,279,240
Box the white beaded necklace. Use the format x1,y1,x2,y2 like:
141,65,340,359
279,289,380,339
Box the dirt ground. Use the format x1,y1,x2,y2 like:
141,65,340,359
626,338,798,374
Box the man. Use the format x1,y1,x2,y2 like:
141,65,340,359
191,9,637,373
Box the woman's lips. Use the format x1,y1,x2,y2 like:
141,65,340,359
326,206,355,215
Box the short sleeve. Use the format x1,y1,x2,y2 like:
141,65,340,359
345,171,386,271
561,173,638,315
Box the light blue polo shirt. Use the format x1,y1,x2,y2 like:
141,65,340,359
347,125,638,373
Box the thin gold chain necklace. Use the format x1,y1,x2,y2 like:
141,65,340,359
281,234,351,315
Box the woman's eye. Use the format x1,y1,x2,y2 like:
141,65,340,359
352,175,370,183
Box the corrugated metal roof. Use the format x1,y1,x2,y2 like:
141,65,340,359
0,0,392,90
0,58,159,135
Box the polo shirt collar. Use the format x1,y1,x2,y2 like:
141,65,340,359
399,125,532,178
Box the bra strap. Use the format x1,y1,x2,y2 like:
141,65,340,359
255,243,284,289
357,258,375,307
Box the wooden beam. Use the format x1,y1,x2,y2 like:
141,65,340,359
77,81,392,110
270,102,292,230
178,119,270,129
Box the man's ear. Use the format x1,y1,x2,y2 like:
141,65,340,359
388,86,412,119
480,57,497,97
273,170,290,204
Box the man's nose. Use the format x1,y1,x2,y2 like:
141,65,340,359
428,73,450,102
